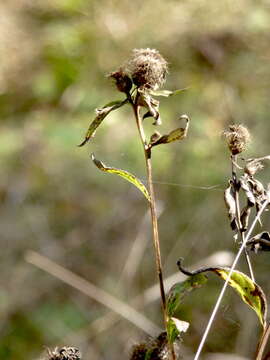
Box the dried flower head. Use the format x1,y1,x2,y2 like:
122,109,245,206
223,124,251,155
125,48,168,90
46,346,81,360
108,68,132,94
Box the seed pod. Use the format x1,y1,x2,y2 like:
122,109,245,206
223,124,251,155
125,48,168,90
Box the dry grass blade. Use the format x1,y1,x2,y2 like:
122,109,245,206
25,250,161,336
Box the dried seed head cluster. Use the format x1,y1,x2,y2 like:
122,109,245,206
46,347,81,360
126,48,168,90
223,124,251,155
130,333,171,360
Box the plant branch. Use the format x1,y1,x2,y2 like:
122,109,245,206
256,322,270,360
194,198,269,360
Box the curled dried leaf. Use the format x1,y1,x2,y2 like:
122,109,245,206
247,232,270,253
224,181,237,230
149,115,189,148
139,90,161,125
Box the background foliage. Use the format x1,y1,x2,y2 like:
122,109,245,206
1,0,270,359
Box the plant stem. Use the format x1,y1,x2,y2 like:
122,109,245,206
231,155,255,282
256,322,270,360
131,98,175,360
194,198,269,360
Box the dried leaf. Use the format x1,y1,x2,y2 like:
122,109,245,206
138,90,161,125
240,206,251,231
149,88,189,97
78,99,127,146
91,154,150,201
150,115,189,148
224,182,237,230
247,232,270,253
240,176,256,206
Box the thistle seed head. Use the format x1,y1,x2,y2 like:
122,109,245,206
46,347,81,360
125,48,168,90
223,124,251,155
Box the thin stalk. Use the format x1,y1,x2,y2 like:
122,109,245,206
130,97,175,360
194,198,269,360
231,155,255,282
256,322,270,360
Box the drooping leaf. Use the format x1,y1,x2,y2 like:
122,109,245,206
150,115,189,148
177,260,268,329
224,181,237,231
91,154,150,201
213,268,267,328
138,90,161,125
166,273,208,317
167,317,189,344
78,99,127,146
150,88,189,97
246,232,270,253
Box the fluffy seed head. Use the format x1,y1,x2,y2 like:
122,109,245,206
223,124,251,155
126,48,168,90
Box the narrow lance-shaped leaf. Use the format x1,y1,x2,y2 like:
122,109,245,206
177,260,268,329
150,115,190,148
91,154,150,202
78,99,128,146
214,268,267,328
149,87,189,97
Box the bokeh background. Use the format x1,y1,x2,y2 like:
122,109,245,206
1,0,270,359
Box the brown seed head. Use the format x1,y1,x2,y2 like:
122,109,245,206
125,48,168,90
108,68,132,93
46,346,81,360
223,124,251,155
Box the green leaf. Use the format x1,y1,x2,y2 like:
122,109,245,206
213,268,267,328
91,154,150,202
167,317,189,344
78,99,127,146
167,273,208,317
150,88,189,97
177,260,267,329
150,115,189,148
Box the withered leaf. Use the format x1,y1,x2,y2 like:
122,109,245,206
78,99,128,146
246,232,270,253
224,181,237,230
149,115,189,148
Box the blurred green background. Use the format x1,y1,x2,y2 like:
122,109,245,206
1,0,270,359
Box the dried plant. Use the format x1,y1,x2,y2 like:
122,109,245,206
79,48,189,360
